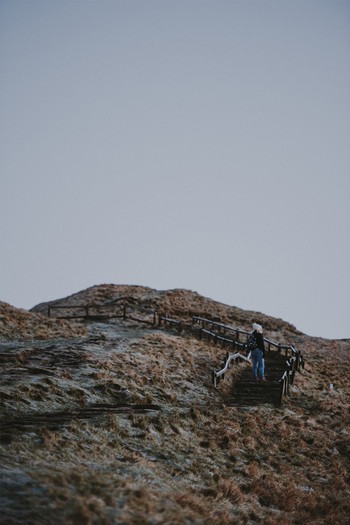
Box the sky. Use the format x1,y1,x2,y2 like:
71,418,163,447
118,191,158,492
1,0,349,339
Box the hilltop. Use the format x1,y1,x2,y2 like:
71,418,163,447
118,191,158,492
1,285,349,524
30,283,302,336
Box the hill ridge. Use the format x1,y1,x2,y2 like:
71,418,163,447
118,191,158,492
30,283,302,337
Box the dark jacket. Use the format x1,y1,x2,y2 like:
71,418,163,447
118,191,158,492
253,330,265,357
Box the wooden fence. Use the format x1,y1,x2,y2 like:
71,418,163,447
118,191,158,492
193,316,303,365
48,304,126,320
47,304,157,325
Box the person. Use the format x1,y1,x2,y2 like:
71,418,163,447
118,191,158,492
250,323,266,381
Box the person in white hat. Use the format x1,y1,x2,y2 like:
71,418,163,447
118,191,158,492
250,323,266,381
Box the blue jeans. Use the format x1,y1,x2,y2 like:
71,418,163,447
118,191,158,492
251,348,265,379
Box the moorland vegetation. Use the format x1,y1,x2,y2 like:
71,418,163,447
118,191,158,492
1,285,349,524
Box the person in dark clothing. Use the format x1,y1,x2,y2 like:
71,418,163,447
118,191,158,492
250,323,266,381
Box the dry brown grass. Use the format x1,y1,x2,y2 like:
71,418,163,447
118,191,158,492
1,285,350,524
0,301,86,340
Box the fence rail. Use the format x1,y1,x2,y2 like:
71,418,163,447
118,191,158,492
193,315,303,363
47,303,159,325
48,304,127,320
158,316,183,331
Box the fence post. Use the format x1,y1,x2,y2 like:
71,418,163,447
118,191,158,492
48,306,51,317
123,304,126,320
290,369,296,386
279,380,284,406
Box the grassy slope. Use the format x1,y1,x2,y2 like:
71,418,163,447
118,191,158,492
1,286,349,524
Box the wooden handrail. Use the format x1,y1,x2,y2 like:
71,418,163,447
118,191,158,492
193,316,247,337
194,316,296,348
193,315,303,368
212,352,250,387
199,327,247,351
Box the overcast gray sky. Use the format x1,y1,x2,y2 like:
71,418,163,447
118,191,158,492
1,0,349,339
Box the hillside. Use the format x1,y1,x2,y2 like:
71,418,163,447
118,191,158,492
0,301,86,341
1,285,349,524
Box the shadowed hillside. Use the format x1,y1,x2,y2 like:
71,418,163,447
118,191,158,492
1,285,349,524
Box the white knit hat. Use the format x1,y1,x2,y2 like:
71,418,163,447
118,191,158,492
252,323,263,333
